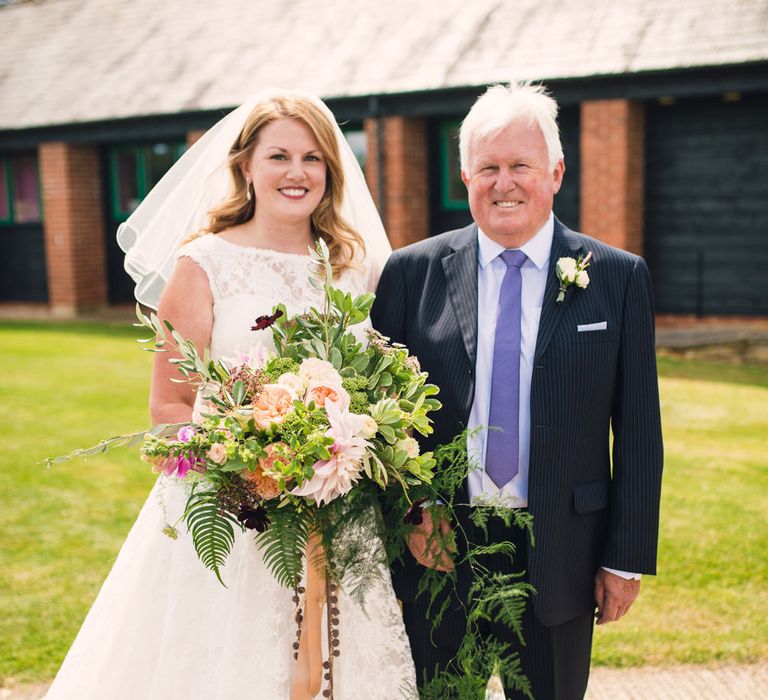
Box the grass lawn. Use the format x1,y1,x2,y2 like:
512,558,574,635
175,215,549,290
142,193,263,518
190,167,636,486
591,356,768,666
1,323,766,684
0,321,156,683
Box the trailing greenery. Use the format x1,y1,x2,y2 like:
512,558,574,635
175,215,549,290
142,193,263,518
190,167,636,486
381,432,536,698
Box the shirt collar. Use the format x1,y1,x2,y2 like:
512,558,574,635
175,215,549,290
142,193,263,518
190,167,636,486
477,213,554,271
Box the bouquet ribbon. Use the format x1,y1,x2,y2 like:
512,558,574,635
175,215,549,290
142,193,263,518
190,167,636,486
291,533,328,700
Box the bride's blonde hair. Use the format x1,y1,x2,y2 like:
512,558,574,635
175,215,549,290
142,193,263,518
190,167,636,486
198,94,365,274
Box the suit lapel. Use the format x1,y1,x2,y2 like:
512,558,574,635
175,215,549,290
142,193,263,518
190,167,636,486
442,225,479,367
534,219,584,360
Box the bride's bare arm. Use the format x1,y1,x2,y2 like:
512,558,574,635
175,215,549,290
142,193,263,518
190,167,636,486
149,256,214,425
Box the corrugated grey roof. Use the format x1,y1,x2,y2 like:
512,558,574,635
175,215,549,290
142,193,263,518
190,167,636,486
1,0,767,130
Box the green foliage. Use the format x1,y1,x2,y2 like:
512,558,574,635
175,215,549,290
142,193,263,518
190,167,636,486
317,485,389,604
184,488,242,585
419,634,532,700
471,505,534,547
263,356,300,381
381,430,535,695
134,305,230,387
42,423,180,468
255,504,311,589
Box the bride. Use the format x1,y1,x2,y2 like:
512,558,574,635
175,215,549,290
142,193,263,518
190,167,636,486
44,90,418,700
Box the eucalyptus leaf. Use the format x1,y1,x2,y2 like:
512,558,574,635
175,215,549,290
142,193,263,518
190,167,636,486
329,347,343,370
350,353,369,373
378,425,396,444
232,380,245,405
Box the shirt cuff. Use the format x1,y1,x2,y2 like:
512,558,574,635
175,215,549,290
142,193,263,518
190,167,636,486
601,566,641,580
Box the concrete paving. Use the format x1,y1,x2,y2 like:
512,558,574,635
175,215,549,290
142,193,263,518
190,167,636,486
2,664,767,699
654,322,768,365
586,663,768,699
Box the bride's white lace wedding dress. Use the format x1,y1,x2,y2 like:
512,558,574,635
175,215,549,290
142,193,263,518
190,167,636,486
45,235,418,700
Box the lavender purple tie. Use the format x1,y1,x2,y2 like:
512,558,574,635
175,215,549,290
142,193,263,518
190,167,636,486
485,249,527,488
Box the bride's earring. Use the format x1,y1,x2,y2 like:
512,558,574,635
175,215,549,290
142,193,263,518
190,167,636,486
245,179,252,201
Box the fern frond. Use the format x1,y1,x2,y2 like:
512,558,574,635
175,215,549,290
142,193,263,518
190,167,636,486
185,490,240,586
256,505,311,588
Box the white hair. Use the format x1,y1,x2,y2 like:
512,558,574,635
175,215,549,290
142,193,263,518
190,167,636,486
459,82,564,172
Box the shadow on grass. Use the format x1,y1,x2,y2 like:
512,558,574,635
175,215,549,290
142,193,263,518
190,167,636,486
657,355,768,389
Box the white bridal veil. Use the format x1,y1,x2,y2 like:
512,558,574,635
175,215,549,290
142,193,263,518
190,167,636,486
117,88,391,309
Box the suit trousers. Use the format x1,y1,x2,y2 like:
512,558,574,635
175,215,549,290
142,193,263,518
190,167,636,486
400,512,595,700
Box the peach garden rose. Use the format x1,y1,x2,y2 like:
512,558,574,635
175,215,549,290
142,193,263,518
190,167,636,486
252,384,298,430
241,443,287,500
305,381,350,412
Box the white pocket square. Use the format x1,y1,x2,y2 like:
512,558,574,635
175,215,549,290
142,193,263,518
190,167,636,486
577,321,607,332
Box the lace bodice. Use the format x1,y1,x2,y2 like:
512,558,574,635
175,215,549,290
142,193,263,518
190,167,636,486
178,234,377,361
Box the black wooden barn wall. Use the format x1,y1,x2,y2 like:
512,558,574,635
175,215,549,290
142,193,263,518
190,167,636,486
0,224,47,302
645,92,768,316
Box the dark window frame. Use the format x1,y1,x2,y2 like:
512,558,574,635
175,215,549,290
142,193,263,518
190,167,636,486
439,121,469,211
108,142,186,220
0,152,43,226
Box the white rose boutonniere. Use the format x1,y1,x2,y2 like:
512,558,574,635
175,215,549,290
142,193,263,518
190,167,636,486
555,251,592,303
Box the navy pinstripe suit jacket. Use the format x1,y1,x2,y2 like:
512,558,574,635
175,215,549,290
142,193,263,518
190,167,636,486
371,218,663,626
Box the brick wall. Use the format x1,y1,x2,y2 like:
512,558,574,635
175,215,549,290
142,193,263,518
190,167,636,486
187,129,206,147
39,142,107,315
364,118,380,208
365,116,429,249
580,99,645,255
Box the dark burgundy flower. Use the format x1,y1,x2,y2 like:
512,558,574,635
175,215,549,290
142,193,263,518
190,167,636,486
251,310,283,331
237,505,271,532
403,497,429,526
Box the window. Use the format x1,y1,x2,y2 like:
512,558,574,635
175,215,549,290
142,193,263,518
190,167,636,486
343,129,367,171
109,142,186,219
0,153,42,224
440,121,469,210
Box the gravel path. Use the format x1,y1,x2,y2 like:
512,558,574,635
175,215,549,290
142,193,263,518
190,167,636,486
2,664,767,699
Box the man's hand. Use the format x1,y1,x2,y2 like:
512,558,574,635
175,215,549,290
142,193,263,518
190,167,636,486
594,568,640,625
405,508,456,572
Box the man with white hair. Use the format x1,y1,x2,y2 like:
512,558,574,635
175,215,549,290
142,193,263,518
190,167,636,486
372,83,663,698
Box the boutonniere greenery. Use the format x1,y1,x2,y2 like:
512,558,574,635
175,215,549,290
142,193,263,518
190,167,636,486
555,251,592,303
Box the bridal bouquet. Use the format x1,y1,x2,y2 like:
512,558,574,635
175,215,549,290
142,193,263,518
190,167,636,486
137,249,439,589
48,241,439,593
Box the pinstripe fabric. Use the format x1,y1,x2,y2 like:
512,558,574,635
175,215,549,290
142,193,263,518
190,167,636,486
371,219,663,695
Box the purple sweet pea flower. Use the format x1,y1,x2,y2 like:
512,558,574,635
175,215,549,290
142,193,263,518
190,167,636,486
154,451,205,479
177,426,196,442
176,454,194,478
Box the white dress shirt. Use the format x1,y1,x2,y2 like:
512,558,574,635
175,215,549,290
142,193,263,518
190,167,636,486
467,216,552,507
465,214,639,580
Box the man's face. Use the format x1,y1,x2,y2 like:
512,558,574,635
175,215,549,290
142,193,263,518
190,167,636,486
461,119,564,248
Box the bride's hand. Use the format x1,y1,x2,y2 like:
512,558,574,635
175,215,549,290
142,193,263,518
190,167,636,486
405,509,456,572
